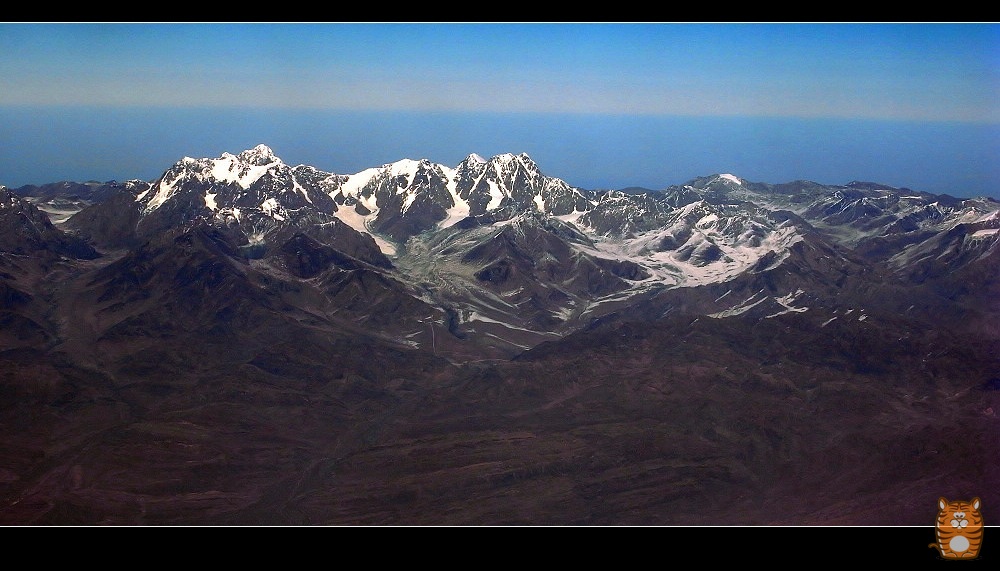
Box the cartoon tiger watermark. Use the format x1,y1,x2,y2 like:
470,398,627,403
929,497,984,560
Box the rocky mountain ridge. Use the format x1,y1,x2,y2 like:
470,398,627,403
2,145,997,526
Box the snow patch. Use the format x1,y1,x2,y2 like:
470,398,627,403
373,236,397,256
766,289,809,318
555,210,588,227
552,303,576,321
708,289,768,318
533,193,545,212
260,198,285,221
332,203,397,256
145,176,180,211
291,176,312,203
211,154,276,189
587,223,802,289
339,167,382,196
439,178,470,229
696,213,719,228
486,179,504,210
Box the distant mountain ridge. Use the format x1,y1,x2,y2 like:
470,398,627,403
2,144,998,526
8,143,998,358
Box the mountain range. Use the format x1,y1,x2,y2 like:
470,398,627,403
1,144,997,526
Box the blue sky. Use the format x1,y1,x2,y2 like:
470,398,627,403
1,23,998,197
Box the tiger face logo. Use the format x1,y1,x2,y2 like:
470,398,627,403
929,497,984,560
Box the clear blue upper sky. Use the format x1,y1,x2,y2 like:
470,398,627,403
1,22,998,197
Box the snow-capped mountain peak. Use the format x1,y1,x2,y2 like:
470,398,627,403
20,143,1000,375
718,173,743,185
104,145,1000,332
491,152,538,171
137,146,289,213
237,144,281,167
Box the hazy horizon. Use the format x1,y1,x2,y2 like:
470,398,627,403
2,23,998,197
